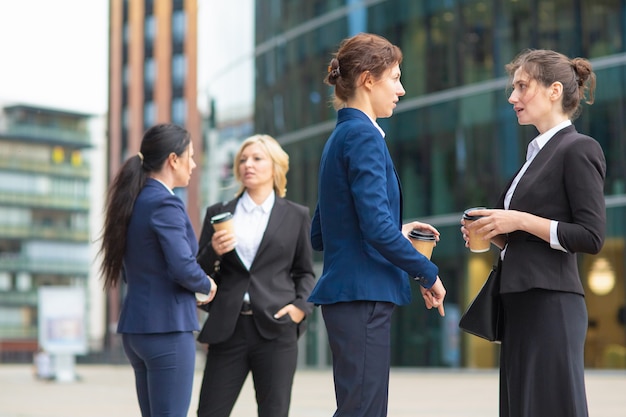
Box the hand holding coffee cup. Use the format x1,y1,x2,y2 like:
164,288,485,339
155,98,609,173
196,292,211,302
211,212,236,254
462,207,491,253
408,229,436,259
196,276,218,304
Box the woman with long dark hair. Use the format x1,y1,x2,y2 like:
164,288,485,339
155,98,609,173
99,123,217,417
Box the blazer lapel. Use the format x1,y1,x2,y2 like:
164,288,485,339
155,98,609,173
393,166,403,220
222,198,238,215
497,173,517,208
508,127,570,208
249,198,285,269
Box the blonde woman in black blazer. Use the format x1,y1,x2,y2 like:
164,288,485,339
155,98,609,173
462,50,606,417
196,134,315,417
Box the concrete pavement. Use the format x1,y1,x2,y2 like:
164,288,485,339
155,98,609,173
0,363,624,416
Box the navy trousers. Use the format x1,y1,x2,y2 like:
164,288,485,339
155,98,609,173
123,331,196,417
322,301,395,417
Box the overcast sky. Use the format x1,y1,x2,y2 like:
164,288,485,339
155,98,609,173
0,0,254,117
0,0,109,114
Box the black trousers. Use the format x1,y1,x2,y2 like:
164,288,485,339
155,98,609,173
197,315,298,417
322,301,395,417
500,289,589,417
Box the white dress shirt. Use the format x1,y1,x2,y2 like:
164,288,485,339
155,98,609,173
502,120,571,258
152,178,175,195
233,190,275,270
365,112,386,138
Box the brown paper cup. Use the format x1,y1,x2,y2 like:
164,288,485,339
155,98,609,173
210,212,234,235
408,230,436,259
463,208,490,253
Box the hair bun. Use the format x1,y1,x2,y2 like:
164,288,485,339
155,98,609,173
327,58,341,84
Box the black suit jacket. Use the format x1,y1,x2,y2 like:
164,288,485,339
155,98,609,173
497,125,606,295
196,196,315,344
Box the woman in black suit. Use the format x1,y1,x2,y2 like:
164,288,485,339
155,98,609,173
195,134,315,417
462,50,606,417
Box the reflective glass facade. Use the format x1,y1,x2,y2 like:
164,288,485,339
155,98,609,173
255,0,626,367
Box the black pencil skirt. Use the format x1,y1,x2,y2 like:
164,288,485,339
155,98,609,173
499,289,589,417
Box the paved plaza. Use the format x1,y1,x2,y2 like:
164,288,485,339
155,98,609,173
0,363,624,416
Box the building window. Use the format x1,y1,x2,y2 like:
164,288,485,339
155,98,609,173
172,98,186,126
144,101,156,128
123,64,130,87
144,58,155,86
0,272,12,291
15,272,32,292
123,22,130,44
122,106,129,130
172,54,186,89
172,10,186,44
144,15,155,43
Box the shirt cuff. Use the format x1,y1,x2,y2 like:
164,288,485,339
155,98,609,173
550,220,567,252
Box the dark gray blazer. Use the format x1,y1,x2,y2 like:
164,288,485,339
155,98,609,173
196,196,315,344
497,125,606,295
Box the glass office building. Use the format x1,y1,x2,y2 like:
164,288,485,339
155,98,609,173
254,1,626,367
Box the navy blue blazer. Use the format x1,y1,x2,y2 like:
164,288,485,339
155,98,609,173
308,108,438,306
117,178,212,334
497,125,606,295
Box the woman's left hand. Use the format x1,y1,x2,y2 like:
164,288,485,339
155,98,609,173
467,208,523,239
274,304,305,323
468,208,551,246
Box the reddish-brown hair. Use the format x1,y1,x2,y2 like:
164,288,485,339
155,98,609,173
325,33,403,110
506,49,596,120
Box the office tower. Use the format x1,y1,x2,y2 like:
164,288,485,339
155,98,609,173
107,0,201,345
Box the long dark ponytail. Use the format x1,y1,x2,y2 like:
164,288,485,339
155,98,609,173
99,123,191,289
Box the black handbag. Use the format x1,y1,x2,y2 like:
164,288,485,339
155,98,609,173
459,265,503,343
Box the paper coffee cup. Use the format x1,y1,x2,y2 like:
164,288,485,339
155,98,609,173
195,292,210,302
408,230,436,259
210,212,234,234
463,207,490,253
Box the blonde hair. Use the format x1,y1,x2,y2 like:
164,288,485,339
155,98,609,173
233,134,289,198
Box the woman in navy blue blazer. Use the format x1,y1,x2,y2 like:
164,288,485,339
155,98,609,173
99,123,217,417
309,33,447,417
462,50,605,417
